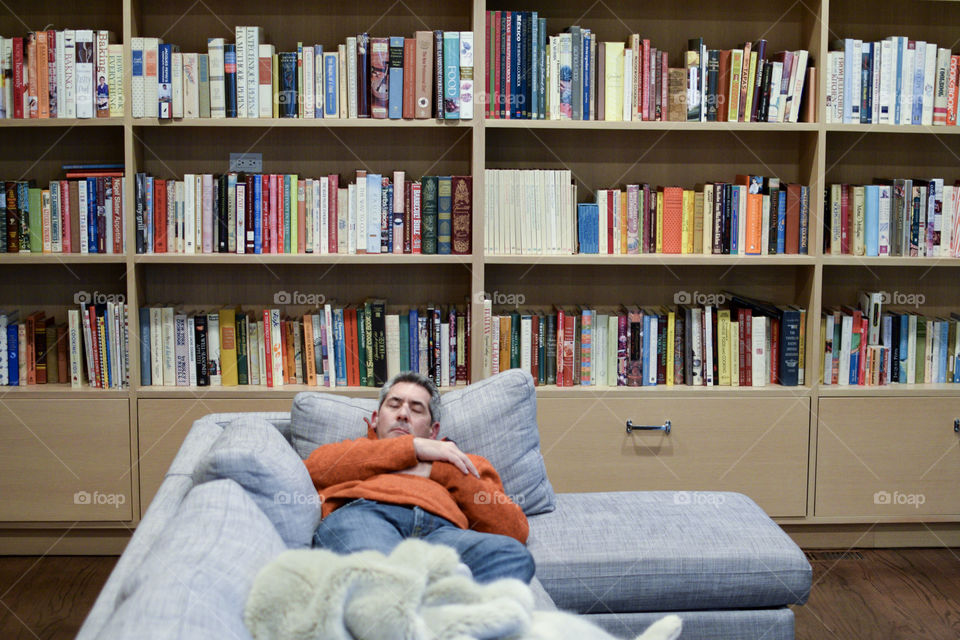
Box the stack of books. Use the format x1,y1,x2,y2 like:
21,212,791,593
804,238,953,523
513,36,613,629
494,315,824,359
0,31,123,119
132,29,472,119
134,171,471,255
139,302,470,389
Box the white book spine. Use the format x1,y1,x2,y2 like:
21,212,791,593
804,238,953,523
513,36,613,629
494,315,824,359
174,314,188,385
184,174,195,253
161,307,175,385
459,31,473,120
183,53,199,118
171,51,183,118
346,37,358,119
208,38,226,118
246,319,258,385
75,30,96,118
144,37,160,119
323,304,335,387
247,27,261,118
235,27,247,118
55,32,66,118
348,183,357,253
187,316,197,386
879,39,893,124
767,61,783,122
922,42,937,126
441,323,450,387
752,315,767,386
314,47,324,118
207,313,221,385
356,175,367,252
67,309,81,387
934,47,951,125
386,314,400,380
270,309,283,386
236,183,245,254
303,45,315,118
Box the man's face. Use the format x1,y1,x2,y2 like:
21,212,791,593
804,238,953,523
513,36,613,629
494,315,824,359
372,381,439,440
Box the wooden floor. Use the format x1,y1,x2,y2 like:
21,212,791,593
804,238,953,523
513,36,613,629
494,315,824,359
1,549,959,638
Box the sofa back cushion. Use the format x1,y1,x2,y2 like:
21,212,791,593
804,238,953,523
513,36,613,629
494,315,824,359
290,369,555,515
96,479,286,640
192,415,321,548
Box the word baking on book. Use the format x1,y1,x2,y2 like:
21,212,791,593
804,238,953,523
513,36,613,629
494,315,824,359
480,293,806,388
132,28,472,120
138,302,471,389
825,179,960,257
827,37,959,126
1,165,127,254
821,292,960,387
485,169,809,255
0,31,123,119
0,303,130,389
484,13,811,123
135,171,471,255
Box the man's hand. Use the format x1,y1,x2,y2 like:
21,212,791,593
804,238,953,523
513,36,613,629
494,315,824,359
413,438,480,477
391,461,433,477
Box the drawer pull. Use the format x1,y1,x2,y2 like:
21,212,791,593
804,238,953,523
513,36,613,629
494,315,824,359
625,420,671,435
955,419,959,433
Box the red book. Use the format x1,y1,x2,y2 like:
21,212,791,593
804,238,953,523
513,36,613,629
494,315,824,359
57,324,68,383
112,177,122,253
562,312,575,387
531,314,539,384
13,37,24,119
154,179,167,252
840,184,849,254
411,181,422,253
297,179,306,253
494,11,502,119
404,181,412,253
403,38,416,119
737,308,746,386
451,175,472,255
269,174,279,253
858,316,868,385
260,175,269,252
785,183,801,254
770,316,779,384
344,307,357,387
555,308,565,385
641,39,650,120
717,50,731,123
245,174,255,253
744,309,753,386
504,11,511,120
262,309,273,387
661,186,684,253
60,180,71,252
328,174,338,253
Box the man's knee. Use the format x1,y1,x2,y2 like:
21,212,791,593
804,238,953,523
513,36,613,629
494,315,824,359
474,535,536,583
501,538,536,583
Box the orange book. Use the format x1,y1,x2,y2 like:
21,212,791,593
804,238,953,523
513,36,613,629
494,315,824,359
154,179,167,253
499,315,510,374
279,320,289,383
785,183,801,254
661,186,684,253
402,38,416,119
285,320,297,383
26,33,38,118
303,315,317,386
734,174,763,255
261,310,274,388
345,306,359,386
717,49,731,123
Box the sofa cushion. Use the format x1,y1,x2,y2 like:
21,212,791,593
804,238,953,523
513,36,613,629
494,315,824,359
527,492,811,613
290,369,555,515
193,415,321,548
96,479,286,640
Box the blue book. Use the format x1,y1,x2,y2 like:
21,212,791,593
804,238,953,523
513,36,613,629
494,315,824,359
800,185,809,254
912,42,925,125
730,186,739,254
386,183,394,253
582,30,591,119
409,308,419,371
778,307,802,386
864,185,879,256
139,307,151,386
894,37,904,124
158,43,172,119
899,314,910,381
443,32,460,119
388,37,403,119
940,320,950,383
279,52,298,118
7,323,18,386
89,178,99,253
399,314,409,372
224,44,238,117
313,46,324,118
530,13,538,119
641,314,652,386
333,307,347,386
860,43,872,123
367,173,382,254
254,175,262,253
777,189,787,254
538,18,547,120
577,203,599,253
324,53,338,118
381,179,391,253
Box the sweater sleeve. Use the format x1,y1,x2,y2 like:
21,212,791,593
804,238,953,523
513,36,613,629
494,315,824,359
428,456,529,544
304,433,418,491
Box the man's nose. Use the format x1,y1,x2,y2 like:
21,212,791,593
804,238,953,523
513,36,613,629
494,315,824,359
396,402,410,419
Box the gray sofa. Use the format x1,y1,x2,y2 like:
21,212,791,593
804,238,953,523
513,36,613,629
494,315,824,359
77,370,811,640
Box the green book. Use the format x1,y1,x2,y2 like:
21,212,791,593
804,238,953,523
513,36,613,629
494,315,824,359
356,306,367,387
916,317,926,384
421,176,438,254
437,176,452,254
236,311,248,385
510,311,521,370
399,313,410,373
367,298,386,385
28,188,42,253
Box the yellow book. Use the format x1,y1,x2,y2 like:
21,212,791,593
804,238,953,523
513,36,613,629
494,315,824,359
621,190,628,254
694,189,704,254
272,53,279,118
604,42,625,121
656,190,664,253
219,308,238,386
666,309,675,385
744,51,758,121
730,320,739,386
681,189,691,254
717,309,731,385
728,49,743,121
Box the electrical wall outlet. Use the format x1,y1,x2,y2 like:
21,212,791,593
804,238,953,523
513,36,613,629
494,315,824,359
230,152,262,173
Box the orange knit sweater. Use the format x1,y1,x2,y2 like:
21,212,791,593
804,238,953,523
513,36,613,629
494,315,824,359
304,427,529,543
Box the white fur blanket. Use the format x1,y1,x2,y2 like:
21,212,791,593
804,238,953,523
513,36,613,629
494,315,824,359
244,539,681,640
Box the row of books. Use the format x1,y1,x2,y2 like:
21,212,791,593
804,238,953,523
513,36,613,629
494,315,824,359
483,14,810,124
132,29,472,120
134,172,471,255
824,179,960,257
479,293,806,387
138,303,471,389
1,171,127,254
0,31,122,119
821,292,960,385
826,37,959,126
485,169,810,255
0,303,129,388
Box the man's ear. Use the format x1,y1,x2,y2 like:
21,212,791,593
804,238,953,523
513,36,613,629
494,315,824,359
367,410,379,431
429,422,440,439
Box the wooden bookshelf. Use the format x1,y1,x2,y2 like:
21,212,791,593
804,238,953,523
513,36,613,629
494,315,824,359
3,0,960,552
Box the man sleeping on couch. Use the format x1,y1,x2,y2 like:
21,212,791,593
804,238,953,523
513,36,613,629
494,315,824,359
304,370,535,584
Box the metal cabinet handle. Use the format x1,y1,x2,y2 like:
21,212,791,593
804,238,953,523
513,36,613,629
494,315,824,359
954,419,958,433
625,420,671,435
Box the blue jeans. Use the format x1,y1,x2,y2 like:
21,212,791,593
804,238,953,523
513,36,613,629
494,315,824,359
312,499,535,584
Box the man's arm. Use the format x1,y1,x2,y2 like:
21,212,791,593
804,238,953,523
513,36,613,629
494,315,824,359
304,433,418,490
429,457,529,543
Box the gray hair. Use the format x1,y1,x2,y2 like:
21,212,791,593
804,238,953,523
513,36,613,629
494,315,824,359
378,371,441,424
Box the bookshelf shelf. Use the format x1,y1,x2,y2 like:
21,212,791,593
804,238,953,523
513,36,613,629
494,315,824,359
823,123,960,135
130,118,471,128
484,255,818,265
0,118,125,127
816,384,960,398
485,120,821,132
0,254,128,263
134,254,473,264
821,257,960,267
532,384,814,398
0,385,130,398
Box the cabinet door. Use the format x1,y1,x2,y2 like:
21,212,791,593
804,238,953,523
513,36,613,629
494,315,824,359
137,399,293,513
537,396,811,517
816,397,960,517
0,399,131,521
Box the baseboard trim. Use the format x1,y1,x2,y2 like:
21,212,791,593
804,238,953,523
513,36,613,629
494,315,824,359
0,529,132,555
782,522,960,548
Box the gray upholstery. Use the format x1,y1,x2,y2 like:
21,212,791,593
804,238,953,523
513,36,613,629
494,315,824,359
589,608,797,640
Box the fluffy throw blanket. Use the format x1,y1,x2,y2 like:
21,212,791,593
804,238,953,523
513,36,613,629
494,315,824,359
244,539,681,640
